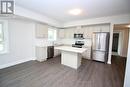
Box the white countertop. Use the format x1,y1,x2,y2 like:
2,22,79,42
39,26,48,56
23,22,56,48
55,46,87,53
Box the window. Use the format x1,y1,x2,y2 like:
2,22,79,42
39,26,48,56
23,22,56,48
0,21,9,54
0,23,4,51
48,28,57,41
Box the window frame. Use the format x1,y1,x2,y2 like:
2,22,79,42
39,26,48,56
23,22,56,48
0,20,9,54
48,28,57,41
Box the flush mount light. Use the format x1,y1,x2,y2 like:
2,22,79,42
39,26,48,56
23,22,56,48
127,25,130,28
69,9,82,15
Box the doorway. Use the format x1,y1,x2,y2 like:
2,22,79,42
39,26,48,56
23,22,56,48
111,24,130,87
112,33,119,52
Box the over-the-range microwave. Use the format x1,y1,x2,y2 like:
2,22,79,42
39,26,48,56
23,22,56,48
74,34,84,39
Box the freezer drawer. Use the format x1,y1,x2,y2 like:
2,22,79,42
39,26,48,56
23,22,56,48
92,51,106,62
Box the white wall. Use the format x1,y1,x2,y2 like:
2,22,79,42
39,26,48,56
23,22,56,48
0,18,60,69
0,19,36,69
124,29,130,87
113,29,129,57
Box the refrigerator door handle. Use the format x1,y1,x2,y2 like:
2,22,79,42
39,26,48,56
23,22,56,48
98,35,100,49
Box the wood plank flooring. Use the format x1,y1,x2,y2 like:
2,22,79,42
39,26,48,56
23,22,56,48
0,56,126,87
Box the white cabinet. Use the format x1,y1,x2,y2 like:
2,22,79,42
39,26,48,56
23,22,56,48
82,47,91,59
93,25,101,32
54,49,61,57
35,23,48,38
36,47,47,62
101,24,110,32
64,29,69,38
58,29,65,39
83,26,93,39
93,24,110,32
83,24,110,39
69,28,75,38
64,28,74,39
74,28,79,34
74,26,84,34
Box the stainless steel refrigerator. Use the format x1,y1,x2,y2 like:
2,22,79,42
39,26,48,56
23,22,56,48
92,32,110,63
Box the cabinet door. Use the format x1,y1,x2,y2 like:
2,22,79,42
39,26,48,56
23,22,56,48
35,23,48,38
64,29,69,38
74,28,79,34
82,47,91,59
101,25,110,32
54,49,61,57
93,25,101,32
69,28,75,38
84,26,93,39
79,28,84,34
36,47,47,62
58,29,65,39
74,26,83,33
64,28,74,39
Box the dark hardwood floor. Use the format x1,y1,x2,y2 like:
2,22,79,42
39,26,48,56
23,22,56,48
0,56,126,87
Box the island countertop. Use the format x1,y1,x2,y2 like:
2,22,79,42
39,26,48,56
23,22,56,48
55,46,87,53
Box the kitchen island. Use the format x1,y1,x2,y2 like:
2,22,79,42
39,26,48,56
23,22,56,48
55,46,87,69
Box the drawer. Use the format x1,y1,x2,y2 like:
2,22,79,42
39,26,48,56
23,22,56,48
92,51,105,62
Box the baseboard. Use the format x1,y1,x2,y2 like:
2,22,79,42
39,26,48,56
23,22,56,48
107,61,111,64
0,58,35,69
36,58,47,62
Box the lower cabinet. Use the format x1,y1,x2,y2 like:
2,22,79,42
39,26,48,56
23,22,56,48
35,47,47,62
54,49,61,57
82,47,91,60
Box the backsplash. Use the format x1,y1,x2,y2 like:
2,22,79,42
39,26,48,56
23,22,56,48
35,38,54,47
59,38,92,47
35,38,92,47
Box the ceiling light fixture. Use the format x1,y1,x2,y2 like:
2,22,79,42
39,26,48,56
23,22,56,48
69,9,82,15
127,25,130,28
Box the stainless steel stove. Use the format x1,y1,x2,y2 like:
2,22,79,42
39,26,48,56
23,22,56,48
72,41,84,48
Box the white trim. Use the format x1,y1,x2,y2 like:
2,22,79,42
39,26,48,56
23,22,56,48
113,30,124,56
124,28,130,87
107,23,114,64
0,58,35,69
63,14,130,27
112,32,120,55
36,58,47,62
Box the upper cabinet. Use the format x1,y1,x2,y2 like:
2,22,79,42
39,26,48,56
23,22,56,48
83,24,110,39
57,24,110,39
83,26,93,39
74,26,84,34
93,25,101,32
64,28,75,39
35,23,48,38
100,24,110,32
58,29,65,39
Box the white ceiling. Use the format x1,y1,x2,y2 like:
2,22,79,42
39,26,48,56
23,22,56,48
15,0,130,23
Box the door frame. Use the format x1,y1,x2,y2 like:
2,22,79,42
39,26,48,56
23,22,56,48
112,30,123,56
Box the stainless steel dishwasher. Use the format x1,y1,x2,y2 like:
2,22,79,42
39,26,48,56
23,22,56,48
47,46,54,59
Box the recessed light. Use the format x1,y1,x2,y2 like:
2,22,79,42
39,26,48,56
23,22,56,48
69,9,82,15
